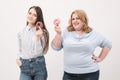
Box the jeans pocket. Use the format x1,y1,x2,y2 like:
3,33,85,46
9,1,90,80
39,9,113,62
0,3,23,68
35,57,47,72
19,59,25,68
20,60,30,74
36,57,46,66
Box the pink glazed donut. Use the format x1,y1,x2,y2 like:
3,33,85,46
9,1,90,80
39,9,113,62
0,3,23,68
53,18,60,26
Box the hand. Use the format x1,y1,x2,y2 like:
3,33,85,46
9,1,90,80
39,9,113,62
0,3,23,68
54,25,61,35
16,59,22,67
36,21,43,30
36,27,43,41
92,55,102,62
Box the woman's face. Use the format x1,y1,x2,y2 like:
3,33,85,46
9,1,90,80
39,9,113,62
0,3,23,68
71,13,83,31
27,8,37,26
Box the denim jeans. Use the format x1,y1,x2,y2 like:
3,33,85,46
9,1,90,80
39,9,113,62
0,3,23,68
19,56,47,80
63,70,99,80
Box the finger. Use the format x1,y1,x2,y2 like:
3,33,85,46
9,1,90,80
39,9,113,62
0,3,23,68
55,26,61,30
38,27,42,30
38,27,43,32
54,25,58,28
92,55,97,60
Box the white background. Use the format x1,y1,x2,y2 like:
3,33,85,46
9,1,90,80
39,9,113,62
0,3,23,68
0,0,119,80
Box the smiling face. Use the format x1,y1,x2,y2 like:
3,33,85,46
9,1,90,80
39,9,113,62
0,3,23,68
67,10,92,33
27,8,37,26
71,13,84,31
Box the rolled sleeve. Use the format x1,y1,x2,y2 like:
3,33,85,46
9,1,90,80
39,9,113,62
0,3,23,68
51,43,62,51
99,38,112,49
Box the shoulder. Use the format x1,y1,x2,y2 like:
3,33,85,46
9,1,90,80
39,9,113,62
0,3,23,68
90,30,105,39
61,28,70,39
89,30,101,36
62,28,69,35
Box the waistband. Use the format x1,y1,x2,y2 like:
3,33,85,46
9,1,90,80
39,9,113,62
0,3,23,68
20,56,44,62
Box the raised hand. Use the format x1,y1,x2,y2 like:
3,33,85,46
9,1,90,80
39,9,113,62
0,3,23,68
36,21,43,30
36,21,43,40
53,18,61,34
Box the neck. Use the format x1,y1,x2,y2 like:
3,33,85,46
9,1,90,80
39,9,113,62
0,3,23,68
76,30,84,36
28,23,35,28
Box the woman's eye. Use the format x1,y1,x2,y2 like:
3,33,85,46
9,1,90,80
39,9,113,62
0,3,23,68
72,18,80,20
33,14,37,17
28,12,37,17
28,12,31,15
76,18,80,19
72,18,75,20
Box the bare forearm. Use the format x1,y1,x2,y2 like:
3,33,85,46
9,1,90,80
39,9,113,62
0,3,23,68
98,46,110,61
92,46,111,62
52,34,62,48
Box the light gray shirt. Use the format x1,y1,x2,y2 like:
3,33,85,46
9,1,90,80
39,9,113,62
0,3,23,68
17,26,44,59
52,29,112,74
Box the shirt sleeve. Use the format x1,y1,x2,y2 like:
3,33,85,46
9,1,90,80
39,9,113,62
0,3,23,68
51,29,67,51
97,32,112,49
51,43,63,51
16,32,22,59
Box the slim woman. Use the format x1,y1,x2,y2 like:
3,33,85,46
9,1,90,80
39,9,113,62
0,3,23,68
16,6,49,80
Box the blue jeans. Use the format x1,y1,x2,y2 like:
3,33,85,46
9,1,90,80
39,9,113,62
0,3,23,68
63,70,99,80
19,56,47,80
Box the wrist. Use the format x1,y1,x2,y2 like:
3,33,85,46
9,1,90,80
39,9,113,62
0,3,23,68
56,33,61,36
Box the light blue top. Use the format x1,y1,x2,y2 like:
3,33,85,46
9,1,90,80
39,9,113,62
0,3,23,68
17,26,44,59
52,29,112,74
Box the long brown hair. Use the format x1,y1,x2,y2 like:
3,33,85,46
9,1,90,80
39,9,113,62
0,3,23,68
67,10,92,33
27,6,49,54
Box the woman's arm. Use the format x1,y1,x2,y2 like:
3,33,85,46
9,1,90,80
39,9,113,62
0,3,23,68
51,25,62,50
52,33,62,48
16,32,22,66
93,46,111,62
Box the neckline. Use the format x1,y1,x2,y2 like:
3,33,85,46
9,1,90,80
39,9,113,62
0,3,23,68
72,30,93,39
26,26,36,31
72,31,86,39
